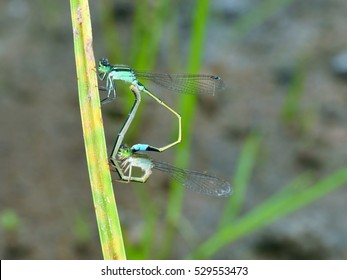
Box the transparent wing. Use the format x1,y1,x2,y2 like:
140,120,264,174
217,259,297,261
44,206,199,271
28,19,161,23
152,160,232,197
134,71,225,95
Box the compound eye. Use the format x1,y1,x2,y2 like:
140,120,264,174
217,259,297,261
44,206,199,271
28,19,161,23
100,57,109,66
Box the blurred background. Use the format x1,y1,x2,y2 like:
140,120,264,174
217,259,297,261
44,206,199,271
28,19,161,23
1,0,347,259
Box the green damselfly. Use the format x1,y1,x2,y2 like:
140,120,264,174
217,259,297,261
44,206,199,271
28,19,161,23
113,144,232,197
97,58,225,104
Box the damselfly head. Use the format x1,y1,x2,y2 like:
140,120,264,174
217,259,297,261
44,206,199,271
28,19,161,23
100,57,110,66
98,57,111,73
118,144,132,160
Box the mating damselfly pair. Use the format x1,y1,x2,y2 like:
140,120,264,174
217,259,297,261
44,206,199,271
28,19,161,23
97,58,232,197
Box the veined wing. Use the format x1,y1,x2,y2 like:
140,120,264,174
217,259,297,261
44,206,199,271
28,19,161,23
134,71,225,95
152,159,232,197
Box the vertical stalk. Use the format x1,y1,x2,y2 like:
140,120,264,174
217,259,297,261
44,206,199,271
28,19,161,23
159,0,210,259
70,0,126,259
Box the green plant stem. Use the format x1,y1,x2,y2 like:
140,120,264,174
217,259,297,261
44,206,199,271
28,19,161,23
126,0,172,137
219,134,260,227
99,0,123,63
231,0,295,41
281,58,307,124
189,166,347,259
70,0,126,260
159,0,210,259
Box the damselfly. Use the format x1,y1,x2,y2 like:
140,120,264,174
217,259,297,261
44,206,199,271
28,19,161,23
112,145,232,197
97,58,225,158
97,58,225,103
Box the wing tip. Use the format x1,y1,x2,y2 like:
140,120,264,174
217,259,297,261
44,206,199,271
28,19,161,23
216,183,233,197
